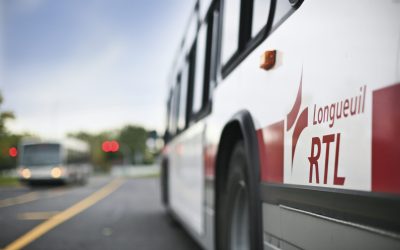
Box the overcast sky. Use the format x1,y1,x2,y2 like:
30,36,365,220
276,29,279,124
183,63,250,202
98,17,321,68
1,0,194,139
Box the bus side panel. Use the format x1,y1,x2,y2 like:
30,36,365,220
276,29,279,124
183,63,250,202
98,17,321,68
209,0,400,248
168,122,205,236
240,0,400,193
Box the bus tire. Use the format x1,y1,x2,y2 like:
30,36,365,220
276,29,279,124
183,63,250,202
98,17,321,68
219,141,262,250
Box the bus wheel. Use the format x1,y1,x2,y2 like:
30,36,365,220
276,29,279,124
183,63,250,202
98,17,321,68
219,141,261,250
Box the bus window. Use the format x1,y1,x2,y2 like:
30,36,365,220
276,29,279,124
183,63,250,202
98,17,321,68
182,61,191,127
221,0,241,65
168,84,179,136
167,91,174,137
167,92,173,136
66,149,89,164
193,24,208,115
199,0,213,20
252,0,272,37
178,65,189,131
21,144,61,167
272,0,294,29
177,74,184,131
165,92,172,141
174,81,181,133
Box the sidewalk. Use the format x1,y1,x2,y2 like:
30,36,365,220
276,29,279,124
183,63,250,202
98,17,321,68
110,164,159,178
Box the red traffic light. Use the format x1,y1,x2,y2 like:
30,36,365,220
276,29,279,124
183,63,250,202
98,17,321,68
102,141,111,152
102,141,119,152
110,140,119,152
9,147,18,158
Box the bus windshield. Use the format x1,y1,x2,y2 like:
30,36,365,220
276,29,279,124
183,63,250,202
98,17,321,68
21,144,61,167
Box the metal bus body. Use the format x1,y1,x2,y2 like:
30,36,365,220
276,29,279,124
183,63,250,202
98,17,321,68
161,0,400,249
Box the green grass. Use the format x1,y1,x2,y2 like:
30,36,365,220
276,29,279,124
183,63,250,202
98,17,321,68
0,176,20,187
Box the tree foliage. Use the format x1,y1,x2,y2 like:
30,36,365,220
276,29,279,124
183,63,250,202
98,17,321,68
69,125,154,172
118,125,147,164
0,90,158,171
68,131,112,172
0,91,18,170
0,92,15,136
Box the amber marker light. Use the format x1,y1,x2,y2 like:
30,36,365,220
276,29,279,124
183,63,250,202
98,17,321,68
260,50,276,70
21,168,31,179
51,167,62,179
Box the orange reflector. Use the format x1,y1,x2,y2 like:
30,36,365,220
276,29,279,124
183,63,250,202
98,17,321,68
260,50,276,70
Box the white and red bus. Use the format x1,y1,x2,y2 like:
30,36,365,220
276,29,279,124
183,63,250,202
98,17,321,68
161,0,400,249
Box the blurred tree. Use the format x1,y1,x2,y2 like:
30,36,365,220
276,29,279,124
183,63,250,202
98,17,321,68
0,134,24,170
0,92,15,136
69,124,155,170
68,131,113,172
118,125,147,164
0,91,18,170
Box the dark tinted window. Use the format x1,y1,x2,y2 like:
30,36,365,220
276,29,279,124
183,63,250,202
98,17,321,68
67,149,89,164
221,0,241,64
168,84,179,136
192,24,208,114
177,67,188,131
22,144,61,166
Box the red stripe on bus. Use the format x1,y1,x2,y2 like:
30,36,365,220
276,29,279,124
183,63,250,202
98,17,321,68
257,121,284,183
204,144,217,178
291,108,308,166
372,83,400,194
287,79,302,131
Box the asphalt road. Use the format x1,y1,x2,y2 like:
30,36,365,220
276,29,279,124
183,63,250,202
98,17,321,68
0,176,202,250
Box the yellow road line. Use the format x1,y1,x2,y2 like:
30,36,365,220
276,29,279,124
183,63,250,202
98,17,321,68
17,211,60,221
0,192,39,208
3,179,124,250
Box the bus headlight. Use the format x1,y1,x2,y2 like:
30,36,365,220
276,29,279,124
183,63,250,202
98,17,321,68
51,167,63,179
21,168,31,179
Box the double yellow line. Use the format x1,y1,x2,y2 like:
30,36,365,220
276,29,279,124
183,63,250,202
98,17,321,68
4,179,124,250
